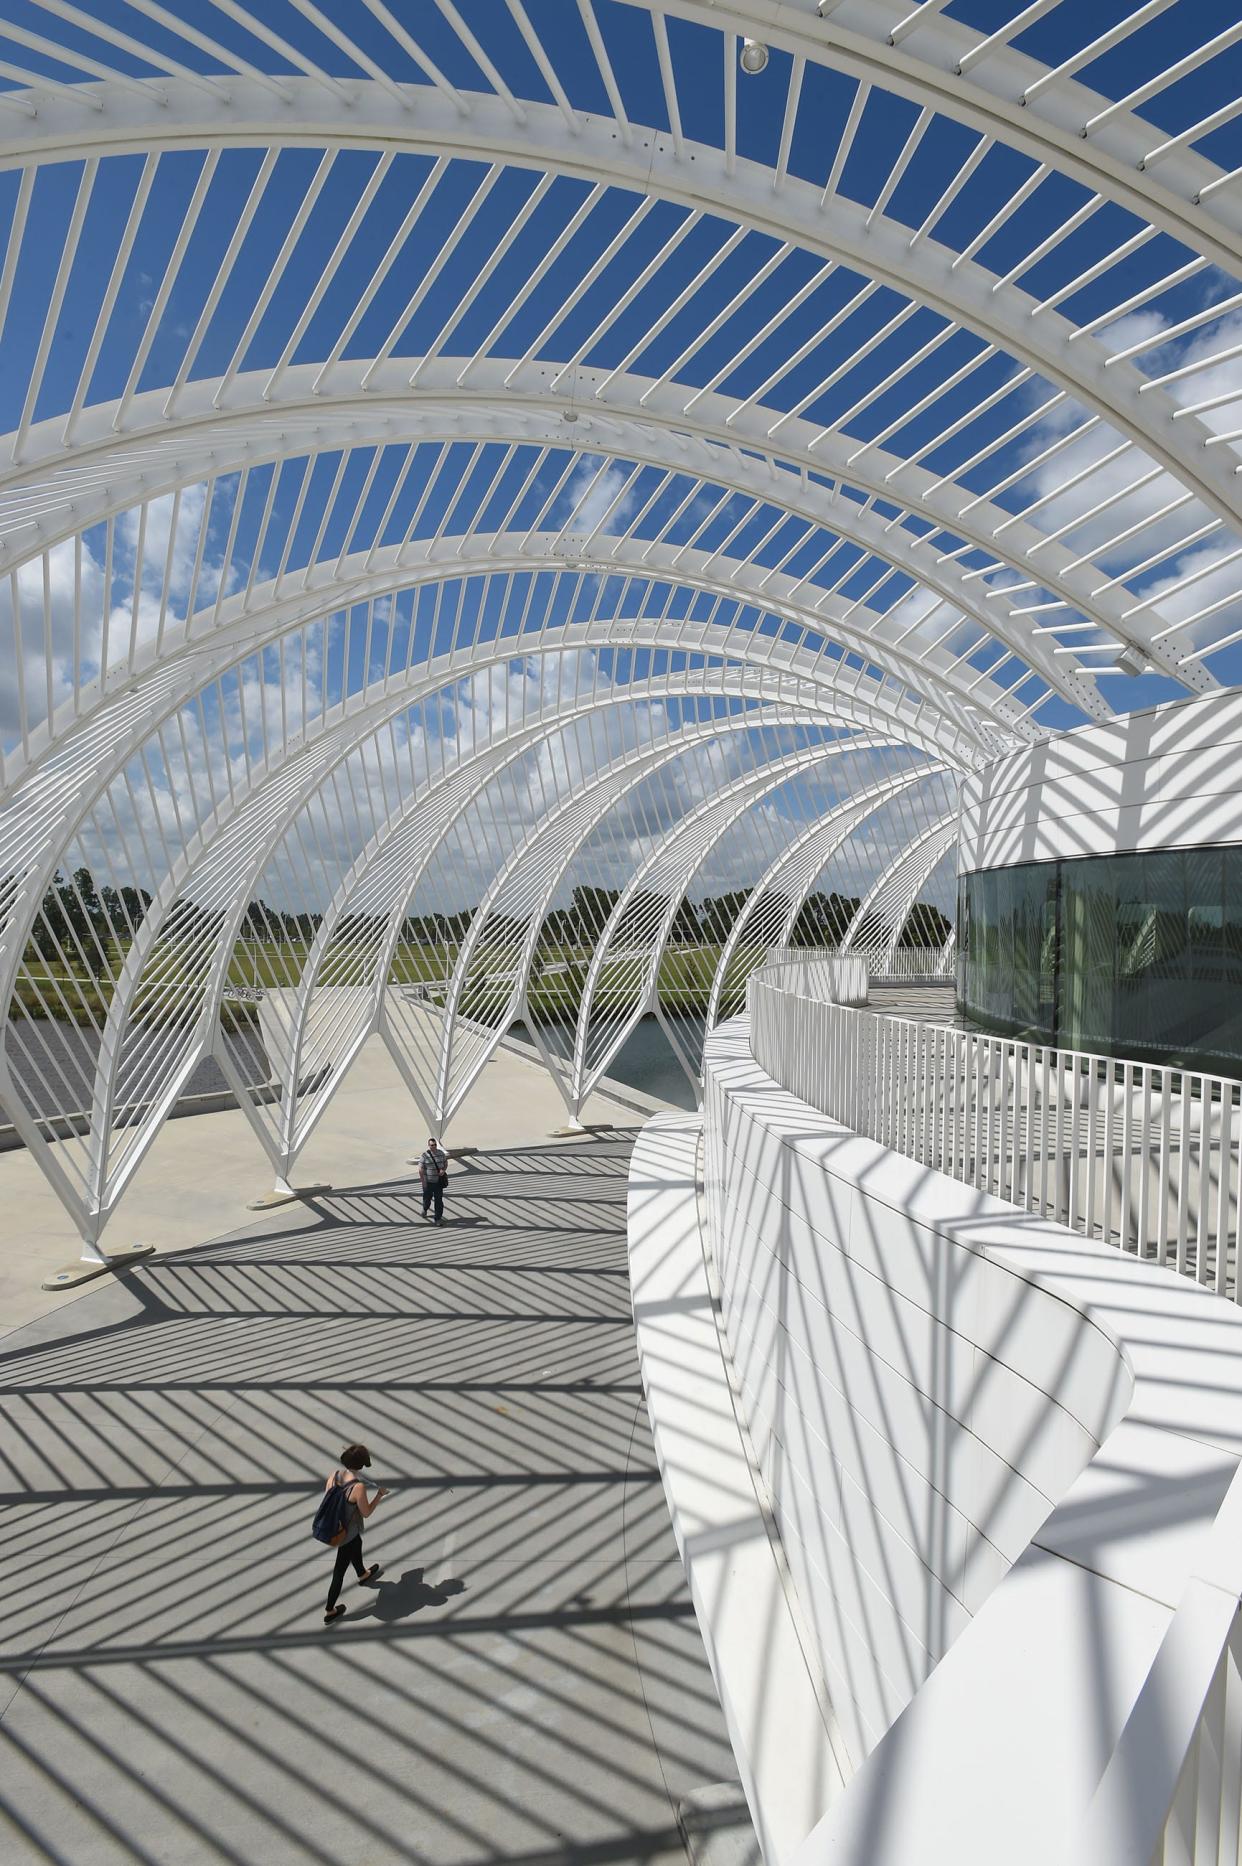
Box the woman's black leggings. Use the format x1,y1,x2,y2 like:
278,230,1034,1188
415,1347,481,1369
327,1535,366,1608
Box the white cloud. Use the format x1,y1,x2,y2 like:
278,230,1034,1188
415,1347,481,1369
119,483,204,603
0,533,107,737
1003,307,1242,667
560,456,638,540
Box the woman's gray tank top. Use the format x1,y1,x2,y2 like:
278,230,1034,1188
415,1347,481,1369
336,1470,364,1542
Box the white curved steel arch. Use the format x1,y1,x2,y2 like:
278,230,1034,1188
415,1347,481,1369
0,525,1021,848
431,731,855,1127
403,539,1070,729
0,541,1003,861
0,367,1188,699
0,738,331,1242
0,582,980,1060
568,747,939,1112
0,641,842,1037
4,5,1239,1258
703,769,948,1030
167,537,1042,747
89,526,1079,745
79,752,334,1224
263,709,839,1170
231,708,662,1168
0,518,1013,1249
841,817,963,967
365,724,869,1127
44,688,833,1236
0,89,1233,538
0,550,982,949
1,2,1235,271
84,700,589,1201
874,834,962,976
0,616,924,1115
655,0,1242,276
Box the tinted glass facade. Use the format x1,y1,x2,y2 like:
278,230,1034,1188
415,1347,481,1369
957,845,1242,1078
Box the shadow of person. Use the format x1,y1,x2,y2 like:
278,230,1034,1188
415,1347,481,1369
365,1567,466,1624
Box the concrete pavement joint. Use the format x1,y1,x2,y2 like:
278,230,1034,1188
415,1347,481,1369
0,1133,747,1864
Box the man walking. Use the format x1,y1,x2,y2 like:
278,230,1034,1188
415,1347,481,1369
419,1136,449,1224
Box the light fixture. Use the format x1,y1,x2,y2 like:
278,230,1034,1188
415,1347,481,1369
739,37,769,74
1114,646,1153,677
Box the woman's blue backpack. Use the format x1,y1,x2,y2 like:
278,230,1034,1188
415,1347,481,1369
312,1474,355,1547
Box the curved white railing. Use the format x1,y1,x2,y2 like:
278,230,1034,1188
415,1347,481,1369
757,950,869,1005
874,948,954,981
752,974,1242,1301
763,944,952,983
707,964,1242,1863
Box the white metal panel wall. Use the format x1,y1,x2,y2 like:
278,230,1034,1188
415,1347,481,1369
702,1022,1128,1776
958,689,1242,874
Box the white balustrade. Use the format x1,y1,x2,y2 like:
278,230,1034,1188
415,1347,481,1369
758,950,869,1005
763,944,952,983
734,963,1242,1862
752,969,1242,1301
873,947,954,981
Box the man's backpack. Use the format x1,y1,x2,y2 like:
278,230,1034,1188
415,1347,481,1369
311,1473,356,1547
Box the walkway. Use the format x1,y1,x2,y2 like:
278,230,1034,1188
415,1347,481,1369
866,982,958,1025
0,1137,746,1865
0,1028,670,1333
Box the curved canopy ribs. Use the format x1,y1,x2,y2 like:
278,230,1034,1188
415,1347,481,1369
0,0,1237,1251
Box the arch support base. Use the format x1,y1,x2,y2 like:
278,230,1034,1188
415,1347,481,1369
41,1240,155,1291
245,1178,332,1211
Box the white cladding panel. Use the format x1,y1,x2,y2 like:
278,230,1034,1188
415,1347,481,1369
702,1025,1130,1779
691,1016,1242,1863
958,689,1242,874
627,1114,844,1866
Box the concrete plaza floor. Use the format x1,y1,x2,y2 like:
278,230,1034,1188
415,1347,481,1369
0,1029,671,1336
0,1108,749,1862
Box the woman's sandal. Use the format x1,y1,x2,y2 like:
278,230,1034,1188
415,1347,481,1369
358,1564,383,1586
323,1604,346,1624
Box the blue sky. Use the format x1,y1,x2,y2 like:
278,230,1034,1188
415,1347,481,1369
11,1,1242,1220
2,0,1242,745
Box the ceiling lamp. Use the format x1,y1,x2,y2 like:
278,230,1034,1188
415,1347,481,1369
739,37,769,74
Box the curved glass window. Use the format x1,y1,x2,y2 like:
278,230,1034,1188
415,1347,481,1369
957,846,1242,1079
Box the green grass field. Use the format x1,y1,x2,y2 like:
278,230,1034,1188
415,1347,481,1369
13,937,734,1024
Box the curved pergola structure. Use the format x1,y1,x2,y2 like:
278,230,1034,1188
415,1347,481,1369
0,0,1238,1254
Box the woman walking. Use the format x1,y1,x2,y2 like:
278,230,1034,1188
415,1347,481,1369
322,1443,388,1625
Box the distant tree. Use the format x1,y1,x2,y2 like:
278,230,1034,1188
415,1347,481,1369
537,907,579,946
570,885,620,941
403,913,447,945
99,882,152,941
476,911,526,947
790,890,860,947
668,897,703,944
30,867,113,977
241,899,275,938
697,891,753,942
900,901,953,948
611,891,667,947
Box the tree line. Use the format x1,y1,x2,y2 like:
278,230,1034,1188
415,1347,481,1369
21,871,953,981
26,868,154,977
